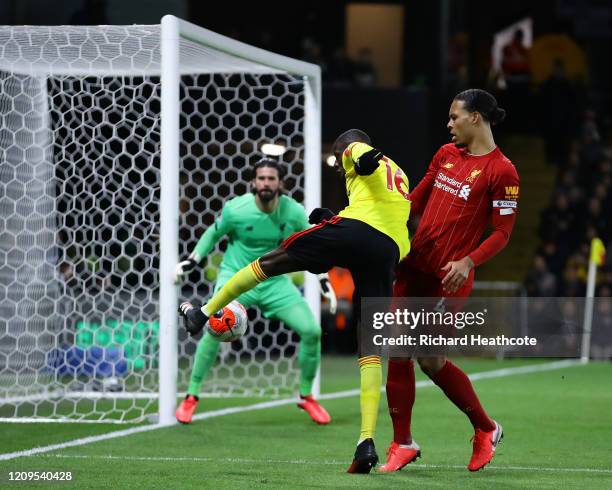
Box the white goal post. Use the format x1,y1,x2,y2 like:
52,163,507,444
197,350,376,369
0,15,321,425
158,16,322,426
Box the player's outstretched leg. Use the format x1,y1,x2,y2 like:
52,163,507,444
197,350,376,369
273,301,330,425
178,301,209,336
176,333,222,424
179,249,302,336
178,260,265,336
178,258,268,336
418,357,502,471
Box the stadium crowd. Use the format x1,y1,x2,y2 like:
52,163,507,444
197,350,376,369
526,108,612,299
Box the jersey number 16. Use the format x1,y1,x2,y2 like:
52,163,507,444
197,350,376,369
384,158,410,201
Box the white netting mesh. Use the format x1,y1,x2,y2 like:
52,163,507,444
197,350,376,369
0,25,283,76
178,73,305,397
0,23,307,422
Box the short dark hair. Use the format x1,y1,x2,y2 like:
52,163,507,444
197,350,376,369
250,157,285,180
454,89,506,126
333,129,372,153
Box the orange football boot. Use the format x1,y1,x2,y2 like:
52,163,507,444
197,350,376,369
378,440,421,472
175,394,199,424
297,395,331,425
468,421,503,471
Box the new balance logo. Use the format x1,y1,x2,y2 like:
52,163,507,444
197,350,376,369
466,169,481,183
459,184,471,200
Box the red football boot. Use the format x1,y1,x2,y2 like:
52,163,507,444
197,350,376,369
378,440,421,472
175,394,199,424
468,421,503,471
297,395,331,425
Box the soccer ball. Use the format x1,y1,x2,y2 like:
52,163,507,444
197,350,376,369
206,300,248,342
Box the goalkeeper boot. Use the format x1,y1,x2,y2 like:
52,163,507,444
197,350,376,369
347,438,378,474
297,395,331,425
178,302,208,336
175,394,199,424
378,440,421,472
468,420,503,471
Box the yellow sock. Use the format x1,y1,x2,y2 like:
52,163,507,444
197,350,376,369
202,260,267,316
358,355,382,442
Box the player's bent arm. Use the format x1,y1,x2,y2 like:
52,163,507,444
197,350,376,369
467,213,516,266
174,208,233,284
467,161,520,266
192,205,234,261
343,142,384,176
308,207,335,224
190,222,225,263
317,272,337,314
354,148,383,175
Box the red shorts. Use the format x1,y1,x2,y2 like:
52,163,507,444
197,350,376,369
393,265,474,299
392,266,475,353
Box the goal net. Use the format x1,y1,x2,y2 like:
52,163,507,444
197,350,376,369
0,17,321,424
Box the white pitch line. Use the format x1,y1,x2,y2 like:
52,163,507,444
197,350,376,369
44,454,612,475
0,359,582,461
0,417,129,425
317,359,581,401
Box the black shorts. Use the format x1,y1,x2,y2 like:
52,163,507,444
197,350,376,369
282,216,399,301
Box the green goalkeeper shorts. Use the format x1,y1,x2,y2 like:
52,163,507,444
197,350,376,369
214,270,306,318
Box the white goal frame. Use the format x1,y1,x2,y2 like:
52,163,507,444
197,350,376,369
158,16,321,426
0,15,321,425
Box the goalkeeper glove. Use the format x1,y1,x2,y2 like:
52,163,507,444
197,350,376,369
173,253,201,285
317,273,337,315
309,207,335,225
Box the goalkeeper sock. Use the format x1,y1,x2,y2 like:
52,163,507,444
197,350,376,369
187,333,222,397
203,260,267,316
359,356,382,442
273,301,321,397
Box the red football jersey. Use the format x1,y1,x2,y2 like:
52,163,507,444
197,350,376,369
403,143,519,278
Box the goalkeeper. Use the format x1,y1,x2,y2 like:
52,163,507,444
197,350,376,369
174,158,335,425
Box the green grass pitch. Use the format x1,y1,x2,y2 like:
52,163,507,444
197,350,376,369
1,357,611,488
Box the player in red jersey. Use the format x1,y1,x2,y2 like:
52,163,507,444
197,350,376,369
380,89,519,473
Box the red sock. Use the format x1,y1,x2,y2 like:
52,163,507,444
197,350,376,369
386,359,415,444
431,361,495,432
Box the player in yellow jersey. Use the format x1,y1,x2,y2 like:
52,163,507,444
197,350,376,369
179,129,411,473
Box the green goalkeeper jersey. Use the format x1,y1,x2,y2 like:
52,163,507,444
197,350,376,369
192,193,309,273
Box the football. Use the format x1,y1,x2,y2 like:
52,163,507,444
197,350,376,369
206,300,248,342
